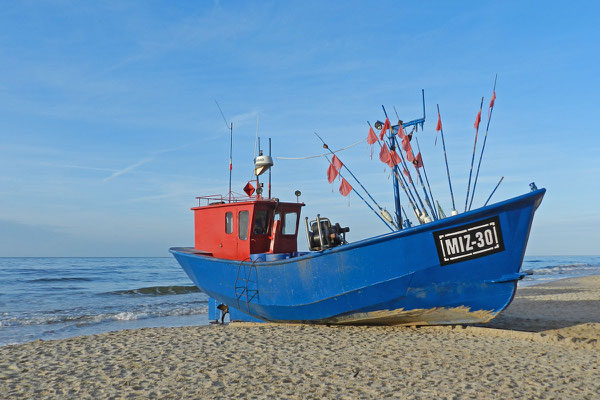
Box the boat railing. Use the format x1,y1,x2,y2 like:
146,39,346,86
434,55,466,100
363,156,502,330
196,193,255,207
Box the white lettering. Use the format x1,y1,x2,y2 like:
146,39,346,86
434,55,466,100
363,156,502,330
485,229,494,245
475,231,485,248
463,234,474,251
457,236,465,252
445,238,460,254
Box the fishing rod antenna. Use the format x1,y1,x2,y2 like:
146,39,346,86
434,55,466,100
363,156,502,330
215,100,234,202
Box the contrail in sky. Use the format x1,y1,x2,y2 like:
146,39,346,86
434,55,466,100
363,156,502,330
103,158,153,182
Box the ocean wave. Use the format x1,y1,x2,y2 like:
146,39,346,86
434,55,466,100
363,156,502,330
0,305,208,328
530,263,600,275
108,285,200,296
28,277,95,283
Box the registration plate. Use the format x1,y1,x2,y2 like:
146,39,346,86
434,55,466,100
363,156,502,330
433,216,505,266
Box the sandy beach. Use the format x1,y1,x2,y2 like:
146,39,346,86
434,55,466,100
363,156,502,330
1,275,599,399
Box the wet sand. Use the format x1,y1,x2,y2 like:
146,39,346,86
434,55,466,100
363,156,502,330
1,275,599,399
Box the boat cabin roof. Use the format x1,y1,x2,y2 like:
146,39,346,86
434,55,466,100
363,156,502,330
192,198,304,261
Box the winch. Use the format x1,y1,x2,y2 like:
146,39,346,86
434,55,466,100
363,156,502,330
305,214,350,251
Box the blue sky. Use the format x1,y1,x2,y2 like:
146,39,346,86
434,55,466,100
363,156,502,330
1,1,598,256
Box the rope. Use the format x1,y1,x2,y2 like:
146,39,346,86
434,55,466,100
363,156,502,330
276,139,365,160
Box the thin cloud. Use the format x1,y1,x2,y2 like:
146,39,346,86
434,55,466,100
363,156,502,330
124,192,183,203
42,163,117,173
103,158,153,182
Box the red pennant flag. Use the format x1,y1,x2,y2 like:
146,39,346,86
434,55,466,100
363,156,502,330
367,127,378,145
474,110,482,131
435,113,442,146
489,90,496,109
413,152,423,169
397,123,406,139
331,154,343,171
403,167,412,183
326,162,339,183
339,178,352,197
402,135,412,153
388,150,401,167
379,143,391,164
379,118,391,140
406,149,415,163
367,126,378,159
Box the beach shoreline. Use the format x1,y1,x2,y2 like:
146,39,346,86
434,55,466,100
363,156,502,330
1,275,599,399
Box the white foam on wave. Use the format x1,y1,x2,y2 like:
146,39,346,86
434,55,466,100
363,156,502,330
0,305,209,328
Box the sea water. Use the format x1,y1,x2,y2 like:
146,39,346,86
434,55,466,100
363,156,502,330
1,255,599,346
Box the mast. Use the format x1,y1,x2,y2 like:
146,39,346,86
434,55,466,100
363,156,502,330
215,100,233,202
228,122,233,202
268,138,272,199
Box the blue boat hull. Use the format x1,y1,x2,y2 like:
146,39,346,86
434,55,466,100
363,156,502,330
171,189,545,325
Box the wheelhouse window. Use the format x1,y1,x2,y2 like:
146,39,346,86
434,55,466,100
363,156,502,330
225,212,233,234
282,212,298,235
238,210,249,240
253,210,269,235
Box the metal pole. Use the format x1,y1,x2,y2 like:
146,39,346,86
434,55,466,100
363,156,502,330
483,176,504,207
414,137,438,219
368,121,422,220
437,104,456,212
380,107,403,227
215,100,233,203
229,122,233,202
469,75,498,211
268,138,272,199
383,105,432,221
464,97,484,212
393,135,436,220
256,136,260,197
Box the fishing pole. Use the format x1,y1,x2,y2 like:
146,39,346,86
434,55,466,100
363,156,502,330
436,104,457,214
368,121,422,222
381,107,404,228
322,153,395,231
382,106,432,222
464,97,484,212
392,134,436,221
468,75,497,211
414,136,438,219
215,100,233,202
394,131,438,220
483,176,504,207
316,133,396,231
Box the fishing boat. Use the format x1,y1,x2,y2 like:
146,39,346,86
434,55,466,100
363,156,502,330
171,89,545,325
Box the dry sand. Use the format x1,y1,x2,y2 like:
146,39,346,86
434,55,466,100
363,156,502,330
1,275,599,399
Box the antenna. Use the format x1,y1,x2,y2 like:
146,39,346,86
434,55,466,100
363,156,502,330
254,115,259,160
215,100,233,202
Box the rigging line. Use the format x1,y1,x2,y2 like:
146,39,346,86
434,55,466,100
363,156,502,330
392,135,436,220
214,100,230,130
402,135,437,220
276,139,364,160
322,153,395,232
414,136,438,219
